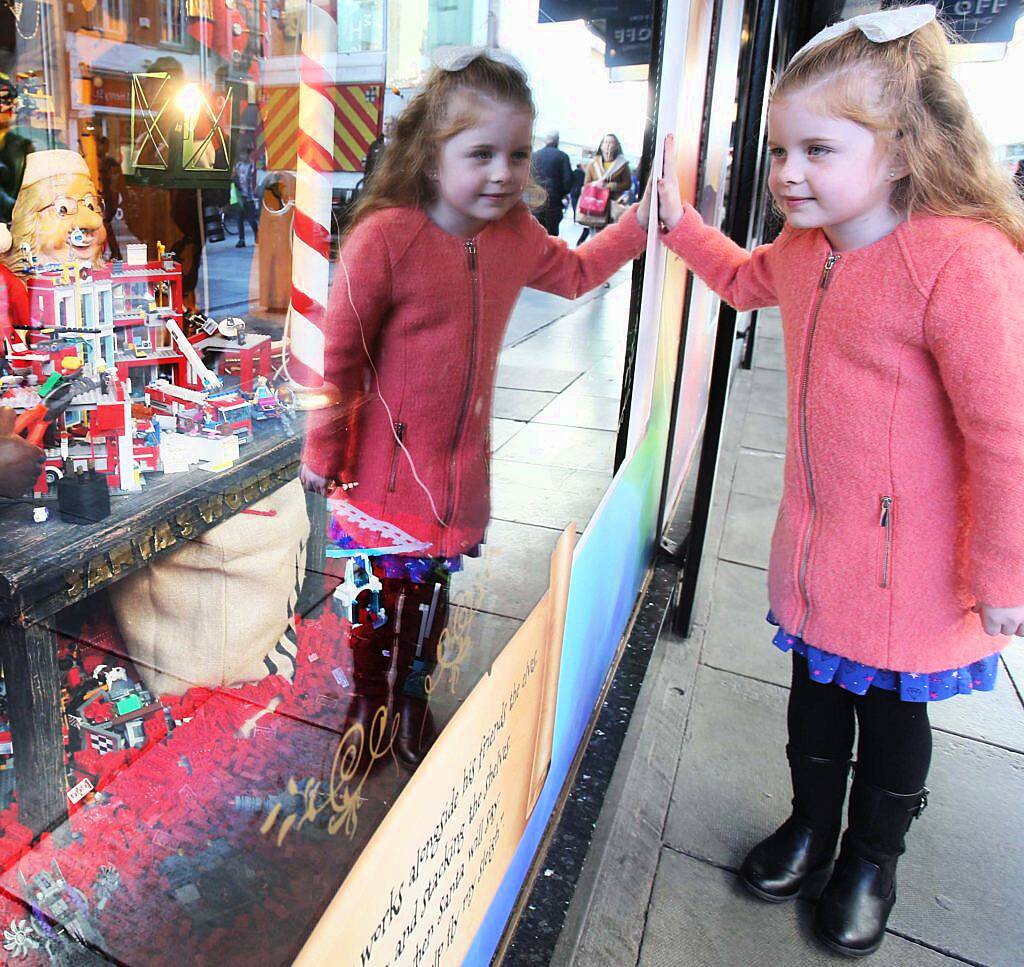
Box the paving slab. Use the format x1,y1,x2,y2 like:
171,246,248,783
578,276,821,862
718,492,777,569
492,417,527,451
754,335,785,372
490,459,611,498
587,355,629,379
564,369,624,400
494,423,617,472
502,270,630,346
749,367,788,418
533,392,622,432
490,474,607,532
929,670,1024,753
520,329,624,359
638,849,960,967
740,410,788,455
500,344,596,373
890,731,1024,966
755,308,783,340
701,560,787,687
554,629,703,967
495,364,583,393
663,665,790,869
663,667,1024,967
731,448,785,503
455,519,564,620
1000,640,1024,701
492,387,558,422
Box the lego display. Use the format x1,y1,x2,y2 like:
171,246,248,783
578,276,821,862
0,154,278,500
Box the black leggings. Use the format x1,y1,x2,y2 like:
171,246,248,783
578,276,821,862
788,653,932,793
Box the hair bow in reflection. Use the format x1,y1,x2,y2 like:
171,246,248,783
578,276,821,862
793,3,937,61
431,45,527,76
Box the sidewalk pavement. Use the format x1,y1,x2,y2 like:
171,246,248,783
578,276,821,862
551,308,1024,967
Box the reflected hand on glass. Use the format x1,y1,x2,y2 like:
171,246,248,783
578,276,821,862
657,134,684,232
637,170,654,229
299,462,333,496
0,407,45,498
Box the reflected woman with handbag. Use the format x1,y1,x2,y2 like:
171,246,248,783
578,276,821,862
576,133,632,244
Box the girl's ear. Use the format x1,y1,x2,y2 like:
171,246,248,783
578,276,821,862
888,158,910,181
888,133,910,182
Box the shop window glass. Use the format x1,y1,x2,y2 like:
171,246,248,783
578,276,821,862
161,0,188,46
338,0,384,53
0,2,646,961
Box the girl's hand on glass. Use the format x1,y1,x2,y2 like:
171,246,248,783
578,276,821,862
657,134,684,232
973,602,1024,637
299,462,332,496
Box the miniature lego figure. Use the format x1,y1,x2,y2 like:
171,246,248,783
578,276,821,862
4,149,108,274
66,664,175,754
333,553,386,630
2,860,109,960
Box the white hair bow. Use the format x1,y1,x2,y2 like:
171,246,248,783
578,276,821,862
431,45,527,76
793,4,937,62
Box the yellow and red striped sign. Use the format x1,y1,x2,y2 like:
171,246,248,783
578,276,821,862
258,83,383,172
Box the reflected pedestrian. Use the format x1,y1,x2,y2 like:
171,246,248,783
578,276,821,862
232,146,259,248
577,133,632,245
531,130,572,235
569,161,585,216
363,115,394,184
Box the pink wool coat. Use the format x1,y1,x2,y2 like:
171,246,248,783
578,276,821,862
664,205,1024,672
303,203,647,557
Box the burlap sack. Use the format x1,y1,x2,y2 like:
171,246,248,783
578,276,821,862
109,478,309,696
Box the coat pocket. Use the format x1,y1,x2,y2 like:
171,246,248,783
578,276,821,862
877,495,894,589
387,422,406,493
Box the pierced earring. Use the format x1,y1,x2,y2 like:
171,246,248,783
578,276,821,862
889,170,897,179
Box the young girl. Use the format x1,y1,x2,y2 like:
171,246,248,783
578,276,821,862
301,52,652,766
655,6,1024,957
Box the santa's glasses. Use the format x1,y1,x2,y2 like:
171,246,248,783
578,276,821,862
38,194,105,217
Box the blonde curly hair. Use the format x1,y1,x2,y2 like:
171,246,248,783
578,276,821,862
773,18,1024,250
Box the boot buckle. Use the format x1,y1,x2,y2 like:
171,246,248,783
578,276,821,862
911,787,929,819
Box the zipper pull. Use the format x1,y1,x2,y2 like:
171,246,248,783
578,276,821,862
879,495,892,527
820,253,840,289
465,239,477,270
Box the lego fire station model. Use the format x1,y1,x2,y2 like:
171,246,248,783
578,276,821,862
0,246,276,496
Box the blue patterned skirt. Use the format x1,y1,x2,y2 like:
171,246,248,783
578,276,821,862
767,612,999,703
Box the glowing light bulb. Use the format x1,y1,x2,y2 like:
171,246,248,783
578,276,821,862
176,83,204,136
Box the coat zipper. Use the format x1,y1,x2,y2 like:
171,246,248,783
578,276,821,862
795,252,840,637
879,495,893,588
443,238,480,526
387,421,406,492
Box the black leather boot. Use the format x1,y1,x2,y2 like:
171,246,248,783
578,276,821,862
815,781,928,957
339,634,398,773
740,746,851,902
391,567,448,768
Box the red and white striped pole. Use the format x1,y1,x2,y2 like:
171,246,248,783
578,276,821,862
288,0,337,401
